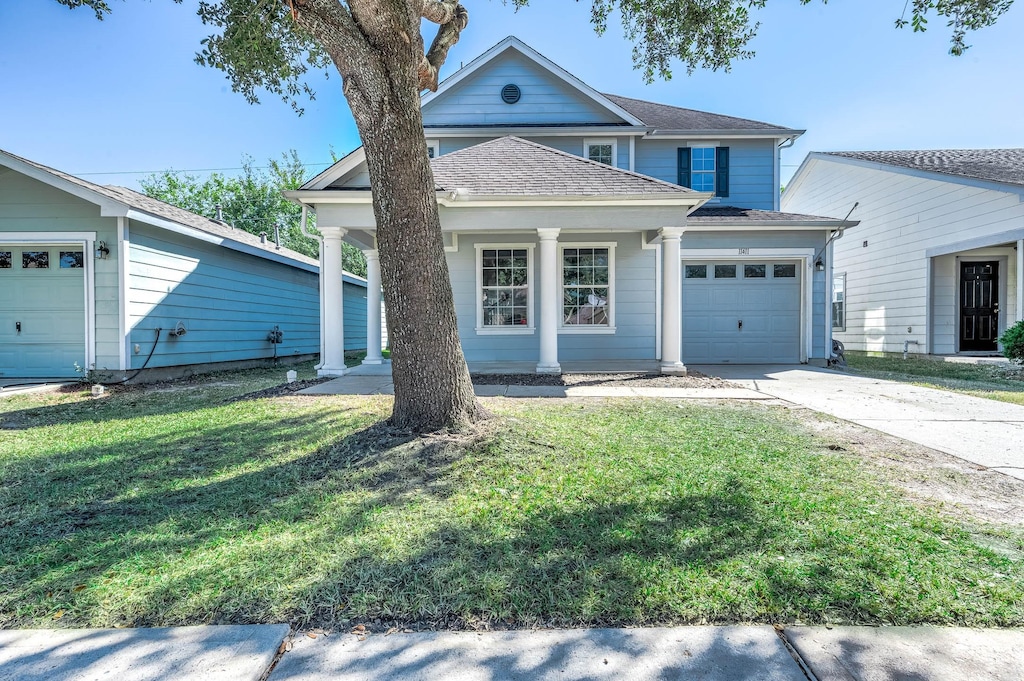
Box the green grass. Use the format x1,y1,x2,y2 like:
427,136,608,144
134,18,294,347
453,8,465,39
845,352,1024,406
1,365,1021,630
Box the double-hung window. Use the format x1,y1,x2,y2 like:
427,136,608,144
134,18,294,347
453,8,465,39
561,245,614,331
477,246,533,333
832,273,846,331
426,139,440,159
584,139,617,166
677,146,730,197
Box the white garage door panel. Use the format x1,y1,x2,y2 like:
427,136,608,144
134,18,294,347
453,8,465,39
0,244,86,378
682,261,801,364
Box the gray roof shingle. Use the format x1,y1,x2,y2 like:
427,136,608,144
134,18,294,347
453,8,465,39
430,136,696,196
603,94,798,133
823,149,1024,188
689,205,850,225
2,149,320,269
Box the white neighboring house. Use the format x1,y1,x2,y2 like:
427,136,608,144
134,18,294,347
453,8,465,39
782,149,1024,356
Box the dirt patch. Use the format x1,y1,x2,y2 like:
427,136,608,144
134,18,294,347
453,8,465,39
470,371,736,389
797,408,1024,527
226,377,333,402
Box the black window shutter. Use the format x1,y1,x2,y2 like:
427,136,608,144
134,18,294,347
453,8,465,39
677,148,691,188
715,146,730,198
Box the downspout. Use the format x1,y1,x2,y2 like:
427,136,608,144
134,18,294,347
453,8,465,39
300,205,327,372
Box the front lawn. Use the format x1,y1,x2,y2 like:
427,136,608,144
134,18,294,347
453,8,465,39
845,352,1024,406
1,366,1021,630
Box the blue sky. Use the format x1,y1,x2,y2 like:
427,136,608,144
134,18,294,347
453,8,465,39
1,1,1021,188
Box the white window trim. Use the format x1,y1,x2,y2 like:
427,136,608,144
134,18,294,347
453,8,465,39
689,145,717,195
832,272,846,333
426,139,440,159
475,243,535,335
584,138,618,167
558,242,616,334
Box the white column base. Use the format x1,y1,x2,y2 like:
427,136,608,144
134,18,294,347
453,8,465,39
361,357,385,365
536,363,562,374
660,362,688,376
318,366,350,377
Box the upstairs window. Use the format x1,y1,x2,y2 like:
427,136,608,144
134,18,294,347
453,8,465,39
426,139,440,159
677,146,730,197
585,139,617,166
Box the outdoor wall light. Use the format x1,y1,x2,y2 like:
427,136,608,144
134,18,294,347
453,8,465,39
95,241,110,260
814,257,825,272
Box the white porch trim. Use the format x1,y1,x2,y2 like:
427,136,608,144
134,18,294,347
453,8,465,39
659,227,686,374
537,228,561,373
319,226,349,377
362,248,384,365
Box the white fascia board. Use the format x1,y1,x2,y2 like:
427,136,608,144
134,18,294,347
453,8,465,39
420,36,646,127
124,209,320,274
302,147,368,190
284,190,374,205
437,195,709,208
685,221,857,231
0,152,127,216
424,127,649,137
644,130,805,140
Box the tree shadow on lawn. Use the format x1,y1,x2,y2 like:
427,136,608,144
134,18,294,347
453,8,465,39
3,407,1018,631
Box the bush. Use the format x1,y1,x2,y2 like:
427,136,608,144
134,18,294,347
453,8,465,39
1001,320,1024,364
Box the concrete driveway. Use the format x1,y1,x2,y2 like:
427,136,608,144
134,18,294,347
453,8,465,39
698,365,1024,481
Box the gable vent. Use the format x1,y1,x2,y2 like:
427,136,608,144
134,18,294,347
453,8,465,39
500,83,521,104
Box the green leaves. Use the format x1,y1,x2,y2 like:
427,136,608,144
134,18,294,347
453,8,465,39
139,151,368,276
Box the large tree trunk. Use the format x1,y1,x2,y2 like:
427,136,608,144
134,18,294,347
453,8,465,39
343,42,482,432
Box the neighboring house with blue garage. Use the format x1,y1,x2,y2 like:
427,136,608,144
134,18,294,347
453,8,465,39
0,148,369,381
782,149,1024,356
289,36,854,376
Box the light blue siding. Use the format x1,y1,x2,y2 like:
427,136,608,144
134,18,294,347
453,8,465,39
127,224,328,369
447,233,657,364
423,51,626,127
343,281,368,351
634,139,777,210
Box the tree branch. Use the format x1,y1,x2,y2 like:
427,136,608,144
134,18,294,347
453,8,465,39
418,1,468,91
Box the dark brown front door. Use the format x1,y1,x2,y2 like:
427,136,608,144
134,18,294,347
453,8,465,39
960,261,1000,352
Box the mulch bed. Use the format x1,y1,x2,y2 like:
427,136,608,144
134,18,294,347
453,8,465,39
470,371,736,389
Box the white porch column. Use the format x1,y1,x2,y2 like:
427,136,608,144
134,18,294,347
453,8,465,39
660,227,687,375
1017,239,1024,324
537,228,561,374
319,226,349,377
362,248,384,365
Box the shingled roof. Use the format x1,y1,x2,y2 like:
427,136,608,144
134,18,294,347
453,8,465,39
2,149,321,270
689,205,852,225
603,94,799,134
823,149,1024,188
430,136,697,197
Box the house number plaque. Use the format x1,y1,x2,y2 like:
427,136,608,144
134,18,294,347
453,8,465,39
738,248,749,255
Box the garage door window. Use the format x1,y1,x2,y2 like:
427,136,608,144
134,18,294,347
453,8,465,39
744,264,766,278
0,252,10,268
60,251,84,268
774,264,796,278
714,264,736,278
685,265,707,278
22,251,49,269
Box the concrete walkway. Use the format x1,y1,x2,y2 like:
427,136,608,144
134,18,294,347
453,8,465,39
701,365,1024,481
3,624,1022,680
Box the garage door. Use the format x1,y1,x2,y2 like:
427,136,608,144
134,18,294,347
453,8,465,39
681,261,801,364
0,245,87,378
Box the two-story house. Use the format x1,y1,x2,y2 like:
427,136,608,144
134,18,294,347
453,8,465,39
290,36,854,376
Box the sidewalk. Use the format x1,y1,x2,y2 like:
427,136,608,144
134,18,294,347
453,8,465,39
2,624,1022,680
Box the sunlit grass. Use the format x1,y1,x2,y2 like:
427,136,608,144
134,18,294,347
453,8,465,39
845,352,1024,405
